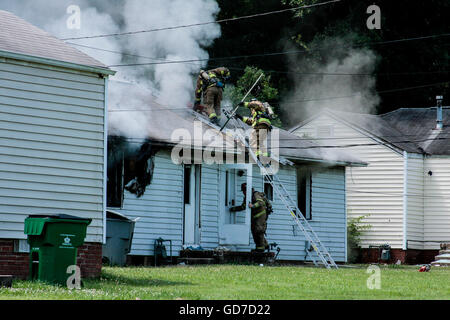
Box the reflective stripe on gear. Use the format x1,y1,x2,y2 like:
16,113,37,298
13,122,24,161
253,210,266,218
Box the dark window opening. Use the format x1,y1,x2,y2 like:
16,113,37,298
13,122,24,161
107,137,159,206
107,136,125,208
264,176,273,201
225,171,229,206
123,142,157,198
184,165,191,205
297,168,312,220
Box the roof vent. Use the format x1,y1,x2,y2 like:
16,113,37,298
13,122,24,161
436,95,443,130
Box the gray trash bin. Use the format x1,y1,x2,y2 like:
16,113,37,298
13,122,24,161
102,210,137,266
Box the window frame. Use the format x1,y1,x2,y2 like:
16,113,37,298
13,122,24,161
297,168,312,220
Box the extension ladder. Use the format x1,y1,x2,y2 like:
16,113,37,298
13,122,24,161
191,108,338,268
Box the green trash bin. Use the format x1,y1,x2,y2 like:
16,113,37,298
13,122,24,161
24,214,91,286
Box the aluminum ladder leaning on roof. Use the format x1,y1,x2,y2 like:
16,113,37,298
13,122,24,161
192,74,338,269
224,114,339,269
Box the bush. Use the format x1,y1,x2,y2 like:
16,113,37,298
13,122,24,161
347,214,371,263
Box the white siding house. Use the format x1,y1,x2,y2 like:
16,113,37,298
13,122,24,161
0,10,114,277
106,92,365,264
291,107,450,263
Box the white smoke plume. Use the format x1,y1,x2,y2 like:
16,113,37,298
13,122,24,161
0,0,221,138
282,37,380,127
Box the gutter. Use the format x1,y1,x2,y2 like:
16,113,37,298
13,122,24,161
0,49,116,76
403,151,408,250
287,156,368,167
102,77,109,244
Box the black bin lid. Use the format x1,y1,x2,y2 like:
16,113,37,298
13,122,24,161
28,214,92,222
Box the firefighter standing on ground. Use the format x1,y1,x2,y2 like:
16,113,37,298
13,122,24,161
230,183,269,252
194,67,231,125
235,99,274,163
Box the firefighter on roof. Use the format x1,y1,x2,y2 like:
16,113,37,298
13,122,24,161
194,67,231,125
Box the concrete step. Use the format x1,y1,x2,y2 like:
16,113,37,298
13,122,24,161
431,260,450,266
435,253,450,260
439,250,450,255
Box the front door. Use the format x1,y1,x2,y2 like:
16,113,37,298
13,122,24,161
183,164,201,246
219,164,252,245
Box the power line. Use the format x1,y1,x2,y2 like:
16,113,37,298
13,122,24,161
279,81,450,105
61,0,341,41
69,42,449,77
106,33,450,67
107,80,449,113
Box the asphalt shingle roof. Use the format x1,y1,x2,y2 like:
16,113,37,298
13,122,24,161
381,108,450,155
109,81,365,166
0,10,108,69
292,108,450,156
326,110,424,153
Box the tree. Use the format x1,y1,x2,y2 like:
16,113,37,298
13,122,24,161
224,66,282,127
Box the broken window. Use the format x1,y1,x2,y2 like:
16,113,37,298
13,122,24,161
123,142,157,198
297,168,312,220
107,137,158,207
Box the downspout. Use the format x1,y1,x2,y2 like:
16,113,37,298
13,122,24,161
344,166,348,263
102,77,109,244
403,151,408,250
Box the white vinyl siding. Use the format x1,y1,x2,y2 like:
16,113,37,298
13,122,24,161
309,167,347,262
200,164,220,250
424,157,450,249
0,59,106,243
406,155,425,250
116,150,183,256
293,114,405,249
236,165,347,262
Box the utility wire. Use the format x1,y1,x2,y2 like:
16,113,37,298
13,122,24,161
107,80,449,113
61,0,341,41
69,41,449,77
106,33,450,67
279,81,450,104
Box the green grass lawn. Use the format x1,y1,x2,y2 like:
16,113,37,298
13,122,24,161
1,264,449,300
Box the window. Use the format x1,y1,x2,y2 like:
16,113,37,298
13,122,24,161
264,176,273,201
297,168,312,220
107,137,125,208
184,165,191,205
107,137,157,207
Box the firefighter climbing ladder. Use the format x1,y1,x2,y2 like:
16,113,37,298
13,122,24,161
229,118,338,269
191,73,338,268
190,109,338,269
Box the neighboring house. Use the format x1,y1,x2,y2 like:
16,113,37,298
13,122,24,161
0,10,115,279
107,82,365,264
290,103,450,263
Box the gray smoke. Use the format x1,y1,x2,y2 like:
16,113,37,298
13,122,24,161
0,0,221,138
282,37,380,127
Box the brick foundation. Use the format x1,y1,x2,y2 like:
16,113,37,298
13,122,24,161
76,242,103,278
0,240,29,280
361,248,440,264
0,239,102,280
